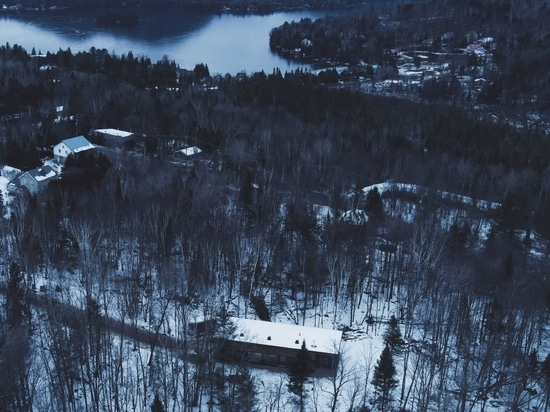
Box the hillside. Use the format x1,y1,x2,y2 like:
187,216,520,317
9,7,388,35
0,1,550,411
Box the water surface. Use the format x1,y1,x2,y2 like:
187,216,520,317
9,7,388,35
1,9,326,74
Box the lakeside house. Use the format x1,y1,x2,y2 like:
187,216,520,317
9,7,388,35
54,135,95,163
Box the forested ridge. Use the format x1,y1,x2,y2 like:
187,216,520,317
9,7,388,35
2,1,550,411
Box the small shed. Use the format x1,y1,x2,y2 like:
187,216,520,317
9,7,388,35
224,318,342,372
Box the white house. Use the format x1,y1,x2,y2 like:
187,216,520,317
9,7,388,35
11,165,57,194
53,135,95,163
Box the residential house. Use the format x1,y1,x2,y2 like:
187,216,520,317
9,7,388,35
11,165,57,194
220,318,342,373
53,135,95,163
90,128,135,148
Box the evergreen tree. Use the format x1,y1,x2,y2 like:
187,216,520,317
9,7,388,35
216,364,257,412
383,315,404,355
6,262,29,328
287,340,311,412
372,344,398,411
193,63,210,79
364,187,384,222
214,305,237,362
151,393,164,412
447,220,470,252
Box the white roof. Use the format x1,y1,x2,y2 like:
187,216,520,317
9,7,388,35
230,317,342,355
176,146,202,156
34,169,56,182
94,128,133,138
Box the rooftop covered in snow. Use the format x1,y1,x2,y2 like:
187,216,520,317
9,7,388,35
93,128,134,138
62,135,95,153
230,317,342,355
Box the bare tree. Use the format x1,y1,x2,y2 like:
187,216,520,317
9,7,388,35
323,343,357,412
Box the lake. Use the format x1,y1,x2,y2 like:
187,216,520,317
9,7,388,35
1,9,329,75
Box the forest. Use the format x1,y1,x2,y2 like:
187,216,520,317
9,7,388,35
2,1,550,411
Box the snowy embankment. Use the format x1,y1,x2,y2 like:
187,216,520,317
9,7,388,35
7,174,548,411
0,175,12,219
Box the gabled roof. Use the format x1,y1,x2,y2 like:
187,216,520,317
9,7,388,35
229,317,342,354
175,146,202,156
62,135,95,153
27,165,55,181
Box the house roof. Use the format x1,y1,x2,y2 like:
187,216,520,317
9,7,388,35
176,146,202,156
26,165,56,182
229,317,342,355
93,128,134,138
62,135,95,153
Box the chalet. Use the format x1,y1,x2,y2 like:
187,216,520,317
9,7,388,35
11,165,57,194
90,128,135,148
53,135,94,163
222,318,342,373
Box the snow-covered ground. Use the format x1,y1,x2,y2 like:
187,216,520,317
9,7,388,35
5,173,548,411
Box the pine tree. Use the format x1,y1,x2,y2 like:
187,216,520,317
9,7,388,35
383,315,404,355
287,340,311,412
364,187,384,222
151,393,164,412
6,262,29,328
216,364,257,412
372,344,398,411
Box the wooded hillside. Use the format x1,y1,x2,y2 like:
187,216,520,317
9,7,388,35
1,2,550,411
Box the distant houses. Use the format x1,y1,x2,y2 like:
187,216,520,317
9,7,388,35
53,135,95,163
4,135,95,195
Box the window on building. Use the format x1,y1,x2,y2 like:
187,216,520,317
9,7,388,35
247,352,262,364
263,354,278,366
